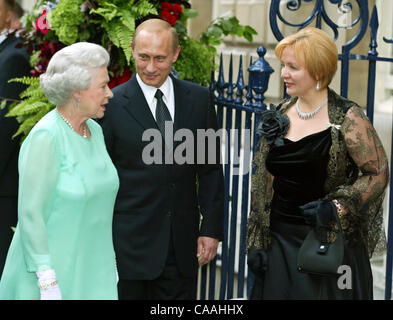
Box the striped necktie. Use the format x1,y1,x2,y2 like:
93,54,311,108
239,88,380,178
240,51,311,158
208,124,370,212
155,89,172,137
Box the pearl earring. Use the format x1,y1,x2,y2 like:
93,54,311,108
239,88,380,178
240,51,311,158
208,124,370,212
316,82,320,91
73,98,81,108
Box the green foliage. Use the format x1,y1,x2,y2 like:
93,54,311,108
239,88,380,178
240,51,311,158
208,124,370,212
168,6,216,85
89,0,157,63
50,0,85,45
0,99,6,110
200,16,257,51
29,50,42,68
6,77,54,140
174,37,215,86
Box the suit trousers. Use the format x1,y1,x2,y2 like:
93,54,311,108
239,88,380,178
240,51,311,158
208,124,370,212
0,197,18,277
117,231,197,300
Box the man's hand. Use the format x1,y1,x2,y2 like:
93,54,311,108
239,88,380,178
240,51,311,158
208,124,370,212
197,236,219,266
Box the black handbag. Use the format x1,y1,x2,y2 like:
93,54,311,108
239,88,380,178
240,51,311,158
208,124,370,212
297,202,344,276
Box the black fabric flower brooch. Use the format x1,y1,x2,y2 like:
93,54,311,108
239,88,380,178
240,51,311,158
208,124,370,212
256,104,290,147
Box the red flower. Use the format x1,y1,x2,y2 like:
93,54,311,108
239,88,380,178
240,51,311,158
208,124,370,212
160,10,177,26
35,9,50,35
172,4,182,15
30,41,63,77
109,68,132,89
161,1,172,11
159,2,183,26
40,40,60,56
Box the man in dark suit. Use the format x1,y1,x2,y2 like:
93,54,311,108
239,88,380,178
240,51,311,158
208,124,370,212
99,19,224,299
0,0,30,276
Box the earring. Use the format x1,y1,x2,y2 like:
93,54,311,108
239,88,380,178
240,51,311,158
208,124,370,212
316,82,320,91
73,98,81,108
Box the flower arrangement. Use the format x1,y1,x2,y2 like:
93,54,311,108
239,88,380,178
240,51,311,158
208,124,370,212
4,0,257,140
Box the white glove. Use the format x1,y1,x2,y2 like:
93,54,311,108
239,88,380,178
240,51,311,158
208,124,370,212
36,269,62,300
40,283,62,300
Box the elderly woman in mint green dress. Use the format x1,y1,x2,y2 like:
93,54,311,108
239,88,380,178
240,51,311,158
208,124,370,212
0,42,119,300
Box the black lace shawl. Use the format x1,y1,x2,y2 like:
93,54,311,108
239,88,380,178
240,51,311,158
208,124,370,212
247,88,390,258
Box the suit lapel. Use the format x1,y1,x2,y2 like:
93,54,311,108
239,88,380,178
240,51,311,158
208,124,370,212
0,36,16,54
121,75,158,130
172,75,193,132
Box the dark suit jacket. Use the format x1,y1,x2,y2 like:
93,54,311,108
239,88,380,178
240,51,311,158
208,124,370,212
0,34,30,275
99,74,224,280
0,35,30,197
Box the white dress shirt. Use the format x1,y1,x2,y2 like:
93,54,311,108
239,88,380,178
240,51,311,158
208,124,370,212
0,30,9,45
136,73,175,122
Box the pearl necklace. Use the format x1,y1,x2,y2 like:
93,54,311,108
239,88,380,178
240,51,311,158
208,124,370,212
296,98,328,120
56,109,88,138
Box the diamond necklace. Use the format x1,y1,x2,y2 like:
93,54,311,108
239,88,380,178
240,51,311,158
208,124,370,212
56,109,87,138
295,98,328,120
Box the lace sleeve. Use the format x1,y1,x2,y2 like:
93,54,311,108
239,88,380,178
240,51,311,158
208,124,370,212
342,106,389,208
337,105,390,256
247,139,274,250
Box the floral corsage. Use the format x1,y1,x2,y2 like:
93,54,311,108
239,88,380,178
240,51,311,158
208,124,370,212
256,104,290,147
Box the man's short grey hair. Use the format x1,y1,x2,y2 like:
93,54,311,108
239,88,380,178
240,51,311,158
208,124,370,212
40,42,110,106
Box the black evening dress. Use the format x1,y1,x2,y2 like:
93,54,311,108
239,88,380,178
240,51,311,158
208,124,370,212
255,127,373,300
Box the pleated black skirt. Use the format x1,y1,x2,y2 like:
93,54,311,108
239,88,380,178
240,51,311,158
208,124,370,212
250,219,373,300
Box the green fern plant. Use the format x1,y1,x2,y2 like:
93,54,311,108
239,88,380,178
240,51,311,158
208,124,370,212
5,77,54,140
90,0,157,63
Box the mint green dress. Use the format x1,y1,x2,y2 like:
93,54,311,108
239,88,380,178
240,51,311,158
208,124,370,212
0,110,119,300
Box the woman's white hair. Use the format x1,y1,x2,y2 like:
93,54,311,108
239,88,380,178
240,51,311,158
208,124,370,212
40,42,110,106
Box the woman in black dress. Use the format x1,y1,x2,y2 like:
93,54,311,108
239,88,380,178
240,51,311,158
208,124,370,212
247,27,389,299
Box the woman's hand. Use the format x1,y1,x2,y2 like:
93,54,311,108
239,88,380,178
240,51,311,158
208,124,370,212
299,200,336,227
36,269,62,300
39,284,62,300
